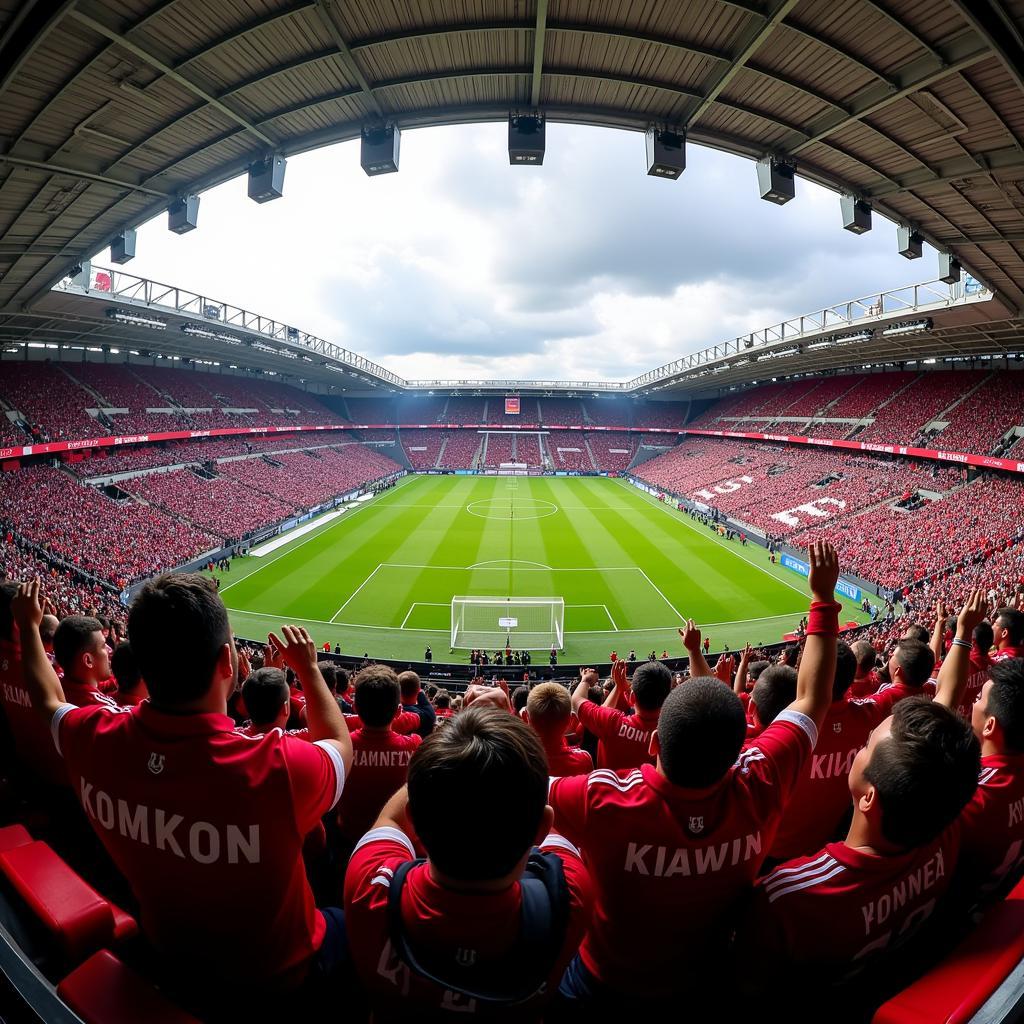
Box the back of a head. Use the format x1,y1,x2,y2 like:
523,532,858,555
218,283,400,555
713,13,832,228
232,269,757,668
866,697,980,849
110,642,142,694
435,689,451,710
511,685,529,713
398,670,420,702
986,659,1024,754
354,664,401,727
894,639,936,688
128,574,230,706
0,582,16,643
997,609,1024,647
632,660,672,711
317,661,338,694
526,682,570,732
407,706,548,881
657,679,747,788
241,668,289,726
748,660,770,684
53,615,102,673
751,665,797,728
901,624,930,645
852,640,876,676
833,642,857,701
974,621,994,654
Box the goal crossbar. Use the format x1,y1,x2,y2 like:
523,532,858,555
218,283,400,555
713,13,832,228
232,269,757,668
451,596,564,650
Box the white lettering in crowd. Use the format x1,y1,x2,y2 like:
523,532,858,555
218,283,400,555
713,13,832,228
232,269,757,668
1009,798,1024,829
693,474,754,501
860,850,944,935
624,833,762,877
809,747,859,780
353,748,414,768
1,683,32,708
771,496,847,527
79,780,260,864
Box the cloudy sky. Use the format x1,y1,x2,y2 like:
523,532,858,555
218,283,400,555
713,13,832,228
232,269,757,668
117,122,935,383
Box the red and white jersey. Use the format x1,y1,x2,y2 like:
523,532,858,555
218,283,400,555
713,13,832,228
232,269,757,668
770,696,894,861
875,679,932,704
343,826,591,1021
923,649,990,720
991,646,1024,664
548,710,816,994
745,828,959,977
52,699,344,987
0,639,65,786
847,671,881,700
234,722,314,742
62,677,121,710
337,729,421,843
543,738,593,777
958,753,1024,900
575,700,659,770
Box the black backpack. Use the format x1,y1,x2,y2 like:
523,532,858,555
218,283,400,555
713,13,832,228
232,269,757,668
387,849,569,1007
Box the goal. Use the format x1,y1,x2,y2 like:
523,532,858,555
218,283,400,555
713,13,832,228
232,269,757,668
450,596,565,650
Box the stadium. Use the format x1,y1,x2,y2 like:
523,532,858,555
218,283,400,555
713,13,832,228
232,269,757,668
2,0,1024,1020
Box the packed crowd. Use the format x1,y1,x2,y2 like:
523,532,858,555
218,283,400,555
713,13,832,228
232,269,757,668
2,544,1023,1022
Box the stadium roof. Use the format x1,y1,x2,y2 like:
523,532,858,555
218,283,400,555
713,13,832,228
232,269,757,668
2,0,1024,390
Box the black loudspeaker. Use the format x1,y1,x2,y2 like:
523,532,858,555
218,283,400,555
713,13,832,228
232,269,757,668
110,229,136,264
361,126,401,175
756,158,795,204
841,195,872,234
645,128,685,179
168,194,200,233
897,226,923,259
938,252,961,284
509,114,545,165
248,156,286,202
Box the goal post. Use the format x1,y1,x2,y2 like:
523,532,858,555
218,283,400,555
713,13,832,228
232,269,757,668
451,596,565,650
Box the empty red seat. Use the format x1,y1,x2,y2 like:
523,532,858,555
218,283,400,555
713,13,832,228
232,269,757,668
58,949,199,1023
873,881,1024,1024
0,840,137,962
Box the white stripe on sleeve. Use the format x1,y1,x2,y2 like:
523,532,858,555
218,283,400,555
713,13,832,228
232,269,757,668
50,703,77,756
353,825,416,859
775,709,818,750
313,739,346,810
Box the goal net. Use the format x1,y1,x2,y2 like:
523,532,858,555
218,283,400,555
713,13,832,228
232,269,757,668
451,596,565,650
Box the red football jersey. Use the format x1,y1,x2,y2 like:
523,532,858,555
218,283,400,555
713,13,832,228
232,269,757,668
847,671,881,700
746,827,959,978
548,711,816,994
770,694,894,860
0,639,65,785
575,700,659,770
337,729,421,843
992,646,1024,664
923,649,990,720
52,700,344,987
343,826,591,1020
543,738,593,777
958,754,1024,900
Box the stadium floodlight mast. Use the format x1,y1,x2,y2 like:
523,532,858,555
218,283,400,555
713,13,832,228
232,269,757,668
451,596,564,651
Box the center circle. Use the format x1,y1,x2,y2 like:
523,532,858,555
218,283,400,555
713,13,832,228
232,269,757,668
466,498,559,521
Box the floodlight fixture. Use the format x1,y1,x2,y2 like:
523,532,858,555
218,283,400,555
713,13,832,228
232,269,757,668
840,195,872,234
106,308,166,330
756,157,795,204
110,229,136,264
248,155,286,203
508,112,545,165
880,318,933,338
168,194,200,233
360,124,401,175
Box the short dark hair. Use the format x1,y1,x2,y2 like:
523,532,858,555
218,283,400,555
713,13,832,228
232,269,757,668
748,660,770,683
865,697,979,849
398,670,420,701
901,624,930,644
986,659,1024,754
996,609,1024,647
893,639,935,688
973,621,994,654
851,639,876,675
511,686,529,713
0,582,16,643
435,689,451,710
657,679,747,788
127,574,230,705
317,661,337,694
241,668,289,726
354,664,401,728
407,707,547,880
751,665,797,728
53,616,103,672
833,642,857,701
110,642,142,694
632,660,672,711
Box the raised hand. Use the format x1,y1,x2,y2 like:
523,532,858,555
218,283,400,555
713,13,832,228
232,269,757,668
267,626,317,677
611,659,629,690
679,619,701,652
957,590,989,636
807,541,840,603
12,579,44,632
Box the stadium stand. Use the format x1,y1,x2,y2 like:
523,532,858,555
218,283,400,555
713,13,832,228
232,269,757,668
398,429,447,469
481,431,515,467
539,397,585,425
436,429,482,469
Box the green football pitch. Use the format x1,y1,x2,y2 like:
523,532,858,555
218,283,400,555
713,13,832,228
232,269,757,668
216,474,869,664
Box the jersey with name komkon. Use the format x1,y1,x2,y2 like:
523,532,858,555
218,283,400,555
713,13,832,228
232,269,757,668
548,710,816,995
52,700,344,987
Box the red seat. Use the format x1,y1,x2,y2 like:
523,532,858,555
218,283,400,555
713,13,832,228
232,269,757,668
0,840,137,962
873,881,1024,1024
0,823,32,852
58,949,199,1023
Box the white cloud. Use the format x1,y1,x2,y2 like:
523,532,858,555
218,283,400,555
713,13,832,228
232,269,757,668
118,122,934,382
